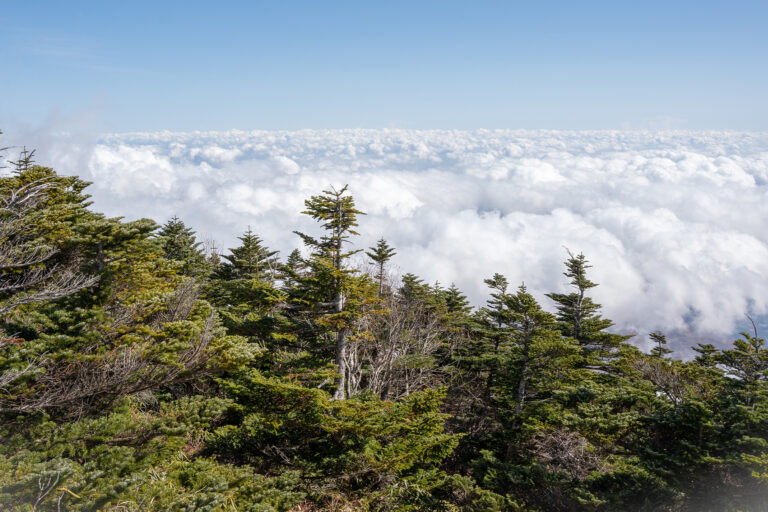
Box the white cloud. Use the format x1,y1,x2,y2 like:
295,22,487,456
9,128,768,353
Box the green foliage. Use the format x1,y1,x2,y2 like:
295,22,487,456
207,229,287,355
546,251,631,365
0,396,303,511
211,370,460,509
0,143,765,511
367,237,396,296
217,228,280,282
157,215,211,278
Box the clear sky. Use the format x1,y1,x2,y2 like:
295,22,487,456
2,0,767,131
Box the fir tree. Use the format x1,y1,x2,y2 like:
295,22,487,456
218,227,279,281
157,216,210,278
291,185,370,399
546,250,630,366
366,237,396,296
442,283,471,314
206,229,285,352
649,331,673,359
398,273,432,308
477,273,512,403
9,147,35,173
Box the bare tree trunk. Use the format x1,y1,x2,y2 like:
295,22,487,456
332,292,347,400
515,363,528,416
515,336,531,416
378,261,384,297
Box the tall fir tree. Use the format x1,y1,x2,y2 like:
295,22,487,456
291,185,373,399
442,283,471,314
398,273,433,309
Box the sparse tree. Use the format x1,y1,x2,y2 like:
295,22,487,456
366,237,396,296
649,331,673,359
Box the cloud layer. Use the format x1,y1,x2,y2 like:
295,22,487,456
12,129,768,352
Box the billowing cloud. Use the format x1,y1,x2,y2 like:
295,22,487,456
8,128,768,353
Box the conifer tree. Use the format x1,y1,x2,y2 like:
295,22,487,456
218,227,279,281
649,331,673,359
398,273,432,308
0,164,101,316
366,237,396,296
157,216,210,278
546,250,630,366
0,166,248,415
206,229,284,352
442,283,471,314
9,147,35,173
292,185,369,399
491,283,580,418
280,248,306,290
477,273,512,402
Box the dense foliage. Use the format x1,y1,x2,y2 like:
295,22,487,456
0,141,766,511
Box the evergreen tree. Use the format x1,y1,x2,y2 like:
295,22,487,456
476,273,512,405
8,147,35,173
398,273,433,309
467,282,584,509
493,283,580,418
207,229,285,351
157,216,210,278
366,237,396,296
0,166,250,415
218,227,279,282
291,185,372,399
546,251,630,366
649,331,673,359
280,248,306,291
442,283,471,314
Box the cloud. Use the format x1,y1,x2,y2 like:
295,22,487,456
6,128,768,354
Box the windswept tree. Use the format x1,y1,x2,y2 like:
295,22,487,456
0,164,98,317
649,331,673,359
0,163,249,415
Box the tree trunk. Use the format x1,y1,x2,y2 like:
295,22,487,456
515,337,531,416
332,292,347,400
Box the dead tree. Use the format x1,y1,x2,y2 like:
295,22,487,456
350,278,448,400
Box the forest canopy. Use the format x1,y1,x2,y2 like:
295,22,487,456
0,139,767,511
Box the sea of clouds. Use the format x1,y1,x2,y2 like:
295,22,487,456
7,128,768,353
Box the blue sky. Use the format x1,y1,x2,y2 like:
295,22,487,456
2,0,767,131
